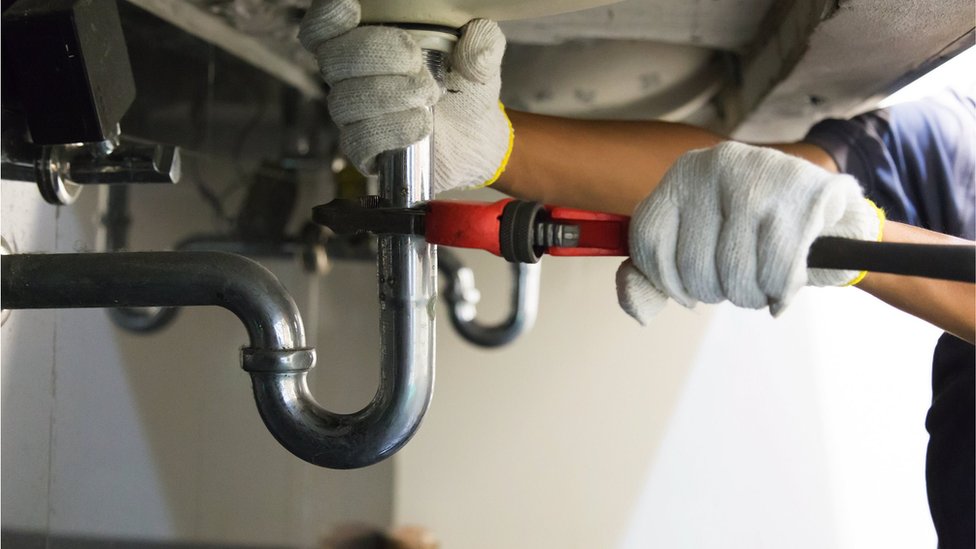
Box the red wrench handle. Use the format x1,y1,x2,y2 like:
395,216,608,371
424,199,631,258
424,199,510,256
547,205,630,257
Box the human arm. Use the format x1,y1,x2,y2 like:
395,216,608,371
299,4,974,339
495,111,974,342
804,124,974,343
494,110,835,215
803,94,976,343
856,221,975,343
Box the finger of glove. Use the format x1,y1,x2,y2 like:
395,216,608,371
755,214,808,315
715,216,767,310
313,27,423,86
299,0,360,51
451,19,506,84
616,260,668,325
339,107,432,174
328,70,440,126
707,142,798,310
818,177,878,239
750,161,831,296
630,174,696,308
675,186,724,304
758,172,857,294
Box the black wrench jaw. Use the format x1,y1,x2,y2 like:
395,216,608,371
312,196,426,237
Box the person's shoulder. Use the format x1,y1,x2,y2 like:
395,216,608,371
886,86,976,138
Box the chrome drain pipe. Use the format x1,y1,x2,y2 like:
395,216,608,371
0,252,305,351
2,250,401,468
249,101,441,467
247,42,449,467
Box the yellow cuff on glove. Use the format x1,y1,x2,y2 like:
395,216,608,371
475,102,515,189
845,199,887,286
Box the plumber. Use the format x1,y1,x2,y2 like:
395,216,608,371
298,1,975,546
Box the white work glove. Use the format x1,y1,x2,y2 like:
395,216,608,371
299,0,513,195
616,142,885,323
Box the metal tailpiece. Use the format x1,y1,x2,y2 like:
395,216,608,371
266,44,451,465
250,47,449,467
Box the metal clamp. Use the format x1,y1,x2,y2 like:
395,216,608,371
23,137,182,206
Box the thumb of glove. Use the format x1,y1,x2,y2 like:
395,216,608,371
451,19,506,84
299,0,360,52
616,259,669,325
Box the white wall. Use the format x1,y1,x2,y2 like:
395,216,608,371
2,180,943,548
1,177,392,547
393,187,940,549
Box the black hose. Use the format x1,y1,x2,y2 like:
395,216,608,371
808,237,975,283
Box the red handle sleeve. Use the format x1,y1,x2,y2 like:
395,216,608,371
424,199,513,257
424,200,630,258
547,206,630,257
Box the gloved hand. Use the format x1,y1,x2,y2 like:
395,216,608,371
616,142,885,323
299,0,513,195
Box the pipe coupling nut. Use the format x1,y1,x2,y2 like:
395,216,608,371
241,348,316,373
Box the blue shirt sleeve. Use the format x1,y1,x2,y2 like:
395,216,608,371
804,90,975,240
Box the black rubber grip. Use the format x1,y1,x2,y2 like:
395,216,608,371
499,200,544,263
807,237,975,283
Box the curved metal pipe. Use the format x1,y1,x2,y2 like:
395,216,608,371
264,43,452,467
1,252,303,349
0,251,429,468
231,118,440,467
193,44,444,465
439,249,540,348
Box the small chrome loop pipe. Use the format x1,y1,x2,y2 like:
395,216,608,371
439,248,541,348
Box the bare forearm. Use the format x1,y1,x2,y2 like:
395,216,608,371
495,110,835,215
495,111,724,214
856,222,976,343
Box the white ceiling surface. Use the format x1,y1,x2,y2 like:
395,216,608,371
735,0,976,142
177,0,973,135
497,0,779,121
501,40,722,120
359,0,620,28
499,0,777,50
